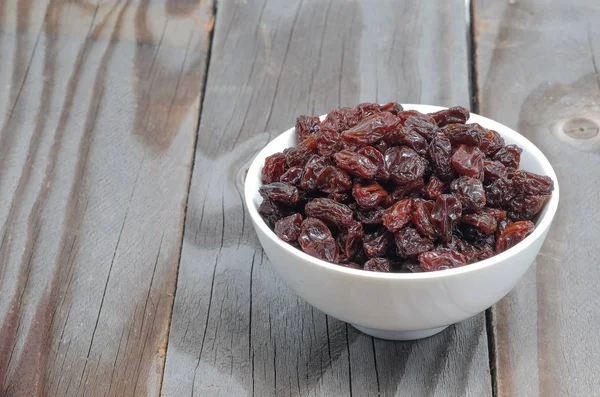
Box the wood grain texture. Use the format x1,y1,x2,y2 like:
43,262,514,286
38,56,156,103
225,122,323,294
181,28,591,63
163,0,493,396
474,1,600,396
0,0,213,396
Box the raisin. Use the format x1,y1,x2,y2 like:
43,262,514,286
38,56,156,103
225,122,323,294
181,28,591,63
399,261,424,273
305,198,354,227
418,249,467,271
485,177,515,207
284,144,315,167
298,218,338,262
363,229,390,258
364,257,392,272
494,144,522,169
411,199,437,239
337,220,364,261
384,125,428,155
352,181,388,209
316,128,344,157
341,112,400,146
384,146,426,184
459,212,497,235
431,194,462,243
511,171,554,195
382,199,413,232
429,135,455,181
334,150,379,179
259,182,300,205
358,146,387,179
496,218,513,240
280,166,303,185
508,195,550,220
328,192,350,203
403,114,440,141
258,199,285,228
388,178,425,202
300,155,329,190
495,220,535,253
296,115,321,141
382,102,404,114
425,176,446,200
483,207,507,222
442,123,483,146
451,145,485,178
483,160,507,182
317,166,352,194
479,129,505,155
274,214,303,242
429,106,470,127
450,176,486,212
355,207,385,225
395,227,434,257
320,107,364,132
356,102,382,117
453,238,480,264
262,152,287,183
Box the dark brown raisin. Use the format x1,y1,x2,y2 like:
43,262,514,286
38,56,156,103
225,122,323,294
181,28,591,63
341,112,400,146
388,178,425,202
316,128,344,157
511,171,554,195
450,176,486,212
495,220,535,253
399,261,424,273
479,129,505,155
459,212,497,235
485,177,516,207
382,199,413,232
316,166,352,193
411,199,437,239
384,126,428,155
258,199,285,228
384,146,426,184
403,114,440,141
494,144,522,169
280,166,304,185
355,207,385,225
379,102,404,114
305,198,354,227
298,218,338,262
300,155,329,190
431,194,462,243
363,229,391,258
334,150,379,179
352,181,388,209
429,106,470,127
395,227,434,257
259,182,300,205
262,153,287,183
274,213,303,242
442,123,483,146
364,257,392,272
320,107,364,132
483,160,507,182
429,135,455,181
508,195,550,220
296,115,321,141
425,176,446,200
418,248,467,271
328,192,351,203
451,145,485,178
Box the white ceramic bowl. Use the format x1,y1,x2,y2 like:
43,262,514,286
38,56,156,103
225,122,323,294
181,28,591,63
244,104,559,340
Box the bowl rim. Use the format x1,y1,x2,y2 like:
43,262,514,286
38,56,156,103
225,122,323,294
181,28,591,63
244,104,560,280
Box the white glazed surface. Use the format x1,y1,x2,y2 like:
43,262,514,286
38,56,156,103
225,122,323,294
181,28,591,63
244,105,559,333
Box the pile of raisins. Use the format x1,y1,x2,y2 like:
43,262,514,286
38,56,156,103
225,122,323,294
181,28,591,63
259,103,554,272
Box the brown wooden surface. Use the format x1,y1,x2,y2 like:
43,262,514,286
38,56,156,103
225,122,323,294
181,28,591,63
473,0,600,396
0,0,213,396
161,1,492,396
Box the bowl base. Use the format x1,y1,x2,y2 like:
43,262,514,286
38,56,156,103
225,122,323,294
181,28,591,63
351,324,449,340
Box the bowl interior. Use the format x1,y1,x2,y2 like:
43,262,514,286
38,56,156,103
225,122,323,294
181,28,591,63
244,104,559,279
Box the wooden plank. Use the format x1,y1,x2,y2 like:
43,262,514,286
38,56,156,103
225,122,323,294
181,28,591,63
163,0,493,396
0,0,213,396
473,1,600,395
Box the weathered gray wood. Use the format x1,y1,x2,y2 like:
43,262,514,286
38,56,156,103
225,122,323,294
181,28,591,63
0,0,213,395
474,1,600,396
163,0,492,396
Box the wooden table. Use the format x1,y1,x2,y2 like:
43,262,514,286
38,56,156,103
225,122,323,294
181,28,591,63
0,0,598,396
